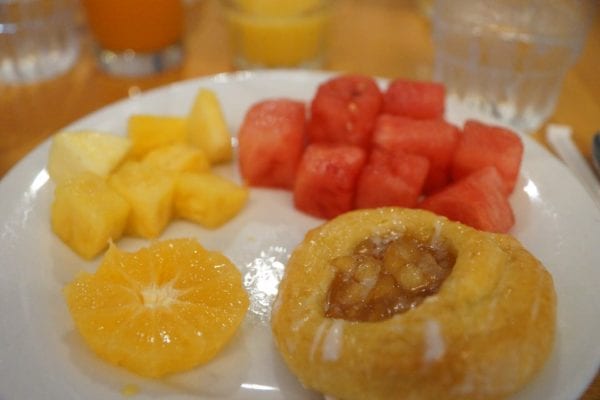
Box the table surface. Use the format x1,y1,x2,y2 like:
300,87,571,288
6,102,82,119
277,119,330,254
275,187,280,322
0,0,598,398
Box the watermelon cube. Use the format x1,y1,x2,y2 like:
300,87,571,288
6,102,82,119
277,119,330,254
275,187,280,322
308,74,383,149
420,167,515,233
451,120,524,194
238,99,306,189
355,150,429,209
372,114,460,193
383,79,445,119
293,143,367,219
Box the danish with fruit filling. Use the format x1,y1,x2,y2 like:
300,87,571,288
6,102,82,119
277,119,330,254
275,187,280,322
271,208,556,400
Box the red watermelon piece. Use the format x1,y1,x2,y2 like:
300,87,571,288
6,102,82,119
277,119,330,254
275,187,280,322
293,143,367,219
308,74,383,149
420,167,515,233
238,99,306,189
372,114,460,194
383,79,446,119
355,150,429,209
452,120,524,194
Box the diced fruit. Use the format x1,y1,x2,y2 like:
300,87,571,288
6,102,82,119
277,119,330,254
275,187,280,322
372,114,459,194
420,167,514,233
174,172,248,228
127,115,187,159
108,161,175,238
383,79,445,119
51,172,130,260
308,74,383,148
142,143,211,174
47,131,131,185
355,150,429,209
63,238,249,378
187,89,233,164
238,99,306,189
452,120,524,194
293,143,367,219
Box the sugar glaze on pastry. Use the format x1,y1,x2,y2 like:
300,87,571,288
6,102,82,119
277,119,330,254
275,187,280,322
271,208,556,400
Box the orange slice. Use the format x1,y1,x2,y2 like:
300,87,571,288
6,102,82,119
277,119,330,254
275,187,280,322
64,238,249,378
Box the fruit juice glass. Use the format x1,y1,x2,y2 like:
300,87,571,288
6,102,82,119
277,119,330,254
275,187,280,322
431,0,596,133
222,0,331,69
81,0,184,76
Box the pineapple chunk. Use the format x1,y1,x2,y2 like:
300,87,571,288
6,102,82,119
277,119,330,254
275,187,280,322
174,172,248,228
108,161,175,238
187,89,233,164
47,131,131,185
51,172,130,260
127,115,187,159
142,143,211,173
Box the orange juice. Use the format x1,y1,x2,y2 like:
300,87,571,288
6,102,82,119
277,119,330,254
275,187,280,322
224,0,330,68
82,0,184,53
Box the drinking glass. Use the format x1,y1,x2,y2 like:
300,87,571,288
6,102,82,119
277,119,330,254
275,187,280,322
221,0,332,69
81,0,184,77
0,0,80,84
432,0,596,133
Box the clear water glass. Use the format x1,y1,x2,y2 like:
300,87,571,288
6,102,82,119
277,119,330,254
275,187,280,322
0,0,80,84
432,0,596,133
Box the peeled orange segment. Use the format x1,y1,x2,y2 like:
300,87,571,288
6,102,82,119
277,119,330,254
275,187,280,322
64,239,249,378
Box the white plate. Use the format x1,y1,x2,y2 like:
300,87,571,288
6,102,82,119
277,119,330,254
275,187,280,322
1,70,599,400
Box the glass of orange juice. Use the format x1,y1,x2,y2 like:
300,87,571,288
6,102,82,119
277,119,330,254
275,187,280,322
81,0,184,76
221,0,332,69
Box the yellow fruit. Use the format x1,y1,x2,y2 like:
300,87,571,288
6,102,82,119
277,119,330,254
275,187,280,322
174,172,248,228
47,131,131,185
142,143,211,173
187,89,233,164
108,161,175,238
63,239,249,378
51,172,130,260
127,115,187,159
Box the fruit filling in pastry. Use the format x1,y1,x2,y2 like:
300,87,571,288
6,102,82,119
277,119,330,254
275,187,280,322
271,208,557,400
325,234,456,321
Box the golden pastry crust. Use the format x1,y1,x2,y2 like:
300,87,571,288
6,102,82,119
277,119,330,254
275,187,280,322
271,207,556,400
